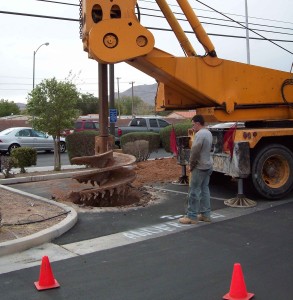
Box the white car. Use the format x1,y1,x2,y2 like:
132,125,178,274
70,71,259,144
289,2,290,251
0,127,66,154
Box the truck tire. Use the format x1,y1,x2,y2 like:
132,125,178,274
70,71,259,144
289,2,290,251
251,144,293,199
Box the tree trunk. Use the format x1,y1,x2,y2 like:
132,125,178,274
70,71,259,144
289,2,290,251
54,136,61,171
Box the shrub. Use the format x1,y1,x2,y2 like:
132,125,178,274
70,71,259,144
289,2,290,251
160,121,192,153
11,147,37,173
122,140,150,162
66,131,100,163
120,132,160,153
0,155,17,178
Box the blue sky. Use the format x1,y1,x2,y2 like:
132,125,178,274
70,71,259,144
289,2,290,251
0,0,292,103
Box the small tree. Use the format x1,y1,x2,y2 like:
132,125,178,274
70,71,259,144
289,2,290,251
119,96,146,116
0,99,20,117
11,147,37,173
26,78,79,171
76,93,99,115
0,156,17,178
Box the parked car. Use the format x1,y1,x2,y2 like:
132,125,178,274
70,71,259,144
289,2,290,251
0,127,66,154
116,117,171,144
73,119,120,145
74,119,99,132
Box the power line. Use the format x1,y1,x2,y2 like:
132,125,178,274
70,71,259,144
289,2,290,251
1,1,293,37
0,10,292,44
140,12,293,37
146,26,293,43
0,10,79,22
12,0,293,37
140,0,293,26
35,0,79,6
195,0,293,55
140,6,293,32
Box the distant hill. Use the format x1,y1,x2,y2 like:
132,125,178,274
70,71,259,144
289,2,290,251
15,84,158,109
119,83,157,105
16,103,26,110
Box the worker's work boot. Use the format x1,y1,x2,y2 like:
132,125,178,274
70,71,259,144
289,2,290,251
179,216,198,224
198,214,211,222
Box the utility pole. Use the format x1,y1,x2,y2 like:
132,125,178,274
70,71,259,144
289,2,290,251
116,77,121,118
245,0,250,64
129,81,135,117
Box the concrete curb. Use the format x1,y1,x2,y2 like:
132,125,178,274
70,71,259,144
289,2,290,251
0,184,78,257
0,170,82,185
0,165,87,185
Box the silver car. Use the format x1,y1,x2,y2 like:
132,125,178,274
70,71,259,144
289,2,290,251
0,127,66,154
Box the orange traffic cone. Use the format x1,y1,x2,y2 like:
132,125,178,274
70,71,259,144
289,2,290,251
34,256,60,291
223,263,254,300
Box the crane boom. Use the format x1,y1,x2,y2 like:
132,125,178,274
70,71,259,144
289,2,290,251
81,0,292,122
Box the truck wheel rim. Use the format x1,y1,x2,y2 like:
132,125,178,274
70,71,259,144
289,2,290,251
262,154,289,188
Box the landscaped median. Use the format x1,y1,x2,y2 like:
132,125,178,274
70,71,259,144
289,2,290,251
0,184,78,257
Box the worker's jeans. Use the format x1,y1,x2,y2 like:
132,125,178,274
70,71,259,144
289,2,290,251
186,167,213,220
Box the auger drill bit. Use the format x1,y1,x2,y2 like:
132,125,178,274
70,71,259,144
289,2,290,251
70,150,137,206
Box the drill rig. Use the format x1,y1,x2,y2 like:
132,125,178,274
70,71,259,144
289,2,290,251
80,0,293,200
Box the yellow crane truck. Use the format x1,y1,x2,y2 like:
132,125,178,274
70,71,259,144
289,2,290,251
80,0,293,200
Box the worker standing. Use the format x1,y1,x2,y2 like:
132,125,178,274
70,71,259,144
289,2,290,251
179,115,213,224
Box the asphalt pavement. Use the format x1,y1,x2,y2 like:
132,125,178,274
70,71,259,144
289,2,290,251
0,155,292,299
0,199,292,300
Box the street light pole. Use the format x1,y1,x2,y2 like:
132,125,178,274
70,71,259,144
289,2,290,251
33,42,49,89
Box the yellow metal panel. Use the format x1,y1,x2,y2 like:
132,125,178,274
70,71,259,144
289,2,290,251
197,106,293,122
82,0,154,63
128,51,293,120
88,19,155,63
234,128,293,148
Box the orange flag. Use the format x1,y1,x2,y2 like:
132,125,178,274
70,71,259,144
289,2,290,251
170,126,178,156
223,123,237,158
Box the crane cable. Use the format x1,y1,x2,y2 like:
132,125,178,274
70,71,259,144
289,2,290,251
281,79,293,108
195,0,293,56
195,0,293,106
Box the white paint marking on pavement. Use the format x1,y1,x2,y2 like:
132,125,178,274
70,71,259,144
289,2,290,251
146,185,227,201
123,222,188,240
160,215,184,220
211,212,225,219
62,221,191,255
